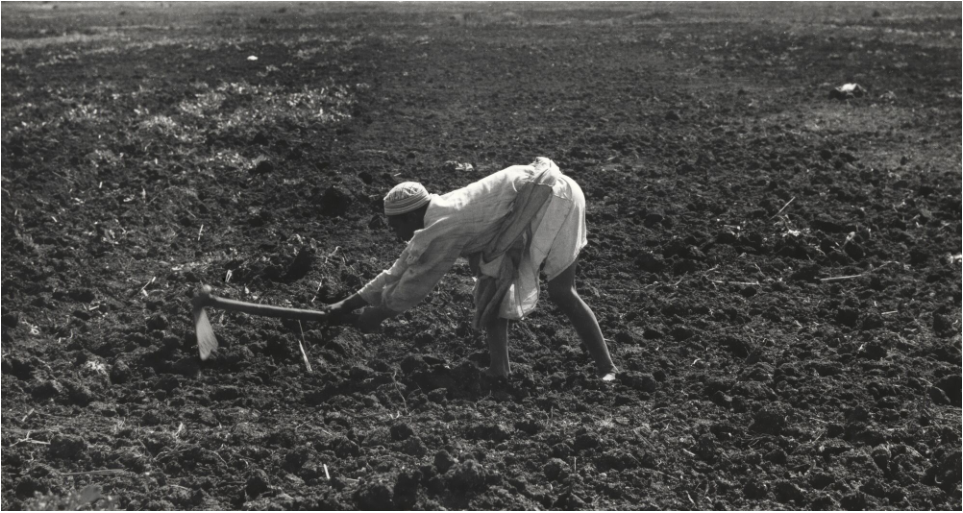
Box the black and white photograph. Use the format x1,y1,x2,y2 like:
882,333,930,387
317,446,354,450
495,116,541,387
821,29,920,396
1,1,960,510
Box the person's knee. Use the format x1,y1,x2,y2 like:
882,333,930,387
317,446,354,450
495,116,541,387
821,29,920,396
548,280,577,307
485,316,508,335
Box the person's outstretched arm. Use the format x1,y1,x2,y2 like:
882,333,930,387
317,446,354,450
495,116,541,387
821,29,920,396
358,222,469,318
321,292,399,333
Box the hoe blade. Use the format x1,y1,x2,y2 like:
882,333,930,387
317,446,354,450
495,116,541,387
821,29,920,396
194,306,218,360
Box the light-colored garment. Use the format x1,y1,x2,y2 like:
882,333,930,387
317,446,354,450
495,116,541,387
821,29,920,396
359,157,587,321
470,164,557,329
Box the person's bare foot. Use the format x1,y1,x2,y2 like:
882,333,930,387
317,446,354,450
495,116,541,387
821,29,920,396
598,366,618,382
483,367,510,380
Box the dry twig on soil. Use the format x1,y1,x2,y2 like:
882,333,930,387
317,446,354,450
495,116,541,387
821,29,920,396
770,196,796,218
818,261,898,282
298,321,313,373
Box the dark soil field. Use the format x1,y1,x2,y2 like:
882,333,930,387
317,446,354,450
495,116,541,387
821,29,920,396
2,2,961,510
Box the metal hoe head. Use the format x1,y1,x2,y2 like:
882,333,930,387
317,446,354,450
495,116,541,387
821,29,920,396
193,287,218,360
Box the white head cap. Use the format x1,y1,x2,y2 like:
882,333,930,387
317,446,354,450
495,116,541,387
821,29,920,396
384,182,432,216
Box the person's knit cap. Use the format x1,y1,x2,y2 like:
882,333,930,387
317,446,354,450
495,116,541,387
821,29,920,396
384,182,432,216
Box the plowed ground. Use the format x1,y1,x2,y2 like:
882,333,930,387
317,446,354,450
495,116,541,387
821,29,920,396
2,2,961,510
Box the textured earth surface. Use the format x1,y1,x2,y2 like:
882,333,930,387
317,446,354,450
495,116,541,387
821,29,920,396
2,2,961,510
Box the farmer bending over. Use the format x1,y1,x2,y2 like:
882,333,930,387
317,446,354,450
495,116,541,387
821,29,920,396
322,157,618,381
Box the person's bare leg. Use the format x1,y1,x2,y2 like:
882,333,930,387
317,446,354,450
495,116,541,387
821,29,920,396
547,260,618,381
485,317,511,378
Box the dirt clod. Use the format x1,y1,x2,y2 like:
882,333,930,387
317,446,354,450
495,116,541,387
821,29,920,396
750,405,791,435
393,469,422,509
15,476,48,500
468,422,513,442
146,313,170,331
354,481,393,509
446,460,489,492
774,479,808,504
318,186,353,217
434,450,457,474
543,458,569,481
30,380,64,402
619,371,659,392
743,480,769,500
250,158,275,175
245,469,271,498
48,434,87,460
390,422,415,441
1,356,34,381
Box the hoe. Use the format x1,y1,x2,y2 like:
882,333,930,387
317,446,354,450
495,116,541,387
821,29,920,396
192,285,331,360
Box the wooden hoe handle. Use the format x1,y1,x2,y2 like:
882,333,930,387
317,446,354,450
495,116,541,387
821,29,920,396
194,287,329,323
192,285,328,360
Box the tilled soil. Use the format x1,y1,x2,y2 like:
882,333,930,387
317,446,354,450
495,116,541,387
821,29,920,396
1,2,961,510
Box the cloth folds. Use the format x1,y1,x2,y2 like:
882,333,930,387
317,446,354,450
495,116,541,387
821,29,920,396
470,162,557,329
